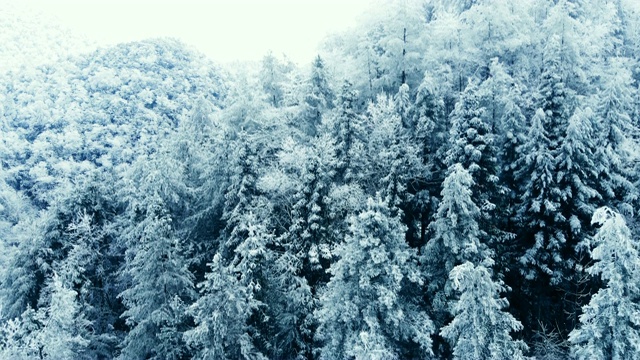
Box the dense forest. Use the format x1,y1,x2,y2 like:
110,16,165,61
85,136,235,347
2,0,640,358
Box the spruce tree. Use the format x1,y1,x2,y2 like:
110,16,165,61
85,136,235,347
118,193,195,360
445,80,502,238
595,58,637,212
411,74,447,249
33,273,92,359
441,262,528,360
569,207,640,360
185,252,267,360
315,197,434,359
422,163,492,327
516,109,564,279
300,55,334,136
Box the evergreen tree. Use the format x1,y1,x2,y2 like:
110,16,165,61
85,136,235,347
118,193,195,360
33,273,92,359
515,32,589,339
358,94,420,209
263,135,338,358
515,108,563,279
423,163,492,326
441,262,528,360
413,74,447,173
1,170,123,358
56,207,121,358
0,214,48,322
498,82,527,217
300,55,334,136
554,107,604,330
411,74,448,249
556,107,601,241
394,83,412,127
324,80,363,183
277,135,338,288
218,136,262,261
174,97,226,272
0,308,40,359
445,79,502,238
0,274,92,359
185,252,267,360
536,35,574,152
595,58,637,213
315,197,434,359
569,207,640,360
260,51,294,108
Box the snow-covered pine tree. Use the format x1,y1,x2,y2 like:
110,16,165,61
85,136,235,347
413,73,447,173
514,30,586,338
173,97,227,272
595,58,637,213
217,137,262,261
299,55,334,137
423,163,493,328
33,273,92,359
359,94,420,209
569,207,640,360
0,273,93,359
556,106,603,234
498,81,527,217
441,262,528,360
1,170,123,358
260,51,294,108
315,196,434,359
263,134,338,359
445,79,502,237
324,80,364,183
554,107,604,330
184,251,267,360
514,108,566,336
394,83,412,127
56,206,121,358
0,307,40,359
479,60,529,280
410,73,448,249
118,192,195,360
517,52,573,284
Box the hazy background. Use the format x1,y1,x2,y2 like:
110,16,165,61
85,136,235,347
23,0,370,64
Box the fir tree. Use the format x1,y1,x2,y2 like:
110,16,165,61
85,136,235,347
315,197,434,359
324,80,363,183
516,108,564,284
33,273,92,359
411,74,448,249
441,262,528,360
595,58,637,212
569,207,640,360
445,79,502,236
118,194,195,360
423,163,492,328
185,252,267,360
300,55,334,136
359,94,420,209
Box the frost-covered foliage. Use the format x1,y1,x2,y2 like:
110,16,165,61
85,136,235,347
0,37,224,208
441,262,528,360
2,0,640,358
0,3,93,73
423,164,492,285
569,207,640,359
185,253,267,360
315,197,433,359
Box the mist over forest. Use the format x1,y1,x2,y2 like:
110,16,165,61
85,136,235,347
2,1,640,359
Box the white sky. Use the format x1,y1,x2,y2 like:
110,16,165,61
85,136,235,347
24,0,369,65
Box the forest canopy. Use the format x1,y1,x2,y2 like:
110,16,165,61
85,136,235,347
1,0,640,359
